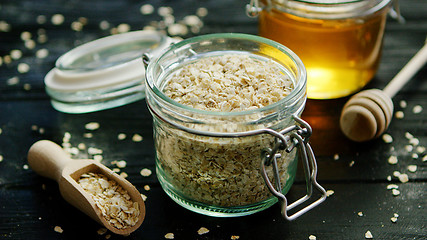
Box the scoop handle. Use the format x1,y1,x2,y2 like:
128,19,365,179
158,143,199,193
28,140,71,181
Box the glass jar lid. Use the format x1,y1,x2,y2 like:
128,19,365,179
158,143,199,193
44,30,176,114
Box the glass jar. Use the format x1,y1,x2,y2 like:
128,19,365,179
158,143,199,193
247,0,393,99
144,33,326,218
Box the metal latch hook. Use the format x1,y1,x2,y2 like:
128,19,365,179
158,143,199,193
261,115,327,220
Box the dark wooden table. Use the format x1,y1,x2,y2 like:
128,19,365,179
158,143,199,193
1,0,426,239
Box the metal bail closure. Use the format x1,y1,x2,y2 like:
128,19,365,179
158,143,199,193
260,115,327,220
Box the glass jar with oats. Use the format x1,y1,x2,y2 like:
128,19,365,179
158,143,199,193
144,33,326,219
247,0,394,99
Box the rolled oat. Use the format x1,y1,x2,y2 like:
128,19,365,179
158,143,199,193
164,55,293,112
78,173,140,229
157,54,296,207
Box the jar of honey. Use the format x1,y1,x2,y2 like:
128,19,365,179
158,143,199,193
247,0,393,99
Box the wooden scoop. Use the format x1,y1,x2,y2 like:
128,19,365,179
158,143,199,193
27,140,145,235
340,41,427,142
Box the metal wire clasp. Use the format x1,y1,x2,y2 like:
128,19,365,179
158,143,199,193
260,115,327,220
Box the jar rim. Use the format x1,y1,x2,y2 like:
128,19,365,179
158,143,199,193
145,33,307,117
264,0,392,19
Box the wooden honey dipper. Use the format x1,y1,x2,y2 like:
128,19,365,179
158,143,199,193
340,40,427,142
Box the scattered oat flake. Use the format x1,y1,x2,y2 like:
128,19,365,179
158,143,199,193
141,194,147,201
10,49,22,60
105,234,111,239
392,189,400,196
99,20,110,30
158,6,173,17
382,134,393,143
0,21,11,32
168,23,188,36
93,155,103,162
88,147,103,155
387,184,398,190
405,145,414,152
51,14,65,25
395,111,404,119
407,165,417,173
326,190,334,197
3,55,12,64
119,172,128,178
144,185,150,191
83,133,93,138
23,83,31,91
409,138,420,146
183,15,202,27
165,233,174,239
140,168,152,177
78,143,86,150
422,155,427,162
97,228,108,235
349,160,355,167
231,236,240,240
412,105,423,114
333,153,339,160
197,227,209,235
399,100,407,108
358,211,364,217
7,76,19,85
405,132,414,140
391,217,398,223
196,7,208,17
20,31,32,40
399,173,409,183
116,160,127,168
54,226,63,233
71,21,83,31
0,155,3,162
118,133,126,140
365,230,373,239
140,4,154,15
85,122,100,130
388,155,398,165
416,146,426,153
37,15,47,24
308,235,316,240
117,23,131,33
132,134,143,142
23,164,29,170
387,175,392,181
411,153,418,159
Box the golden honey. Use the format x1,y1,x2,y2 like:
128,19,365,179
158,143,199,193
257,0,392,99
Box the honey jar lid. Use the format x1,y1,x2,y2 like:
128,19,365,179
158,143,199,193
44,30,176,113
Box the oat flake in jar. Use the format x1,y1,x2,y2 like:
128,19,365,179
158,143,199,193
247,0,396,99
144,33,326,219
